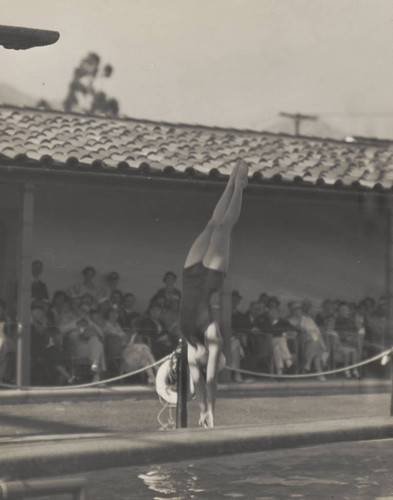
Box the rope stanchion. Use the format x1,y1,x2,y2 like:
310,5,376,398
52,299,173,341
225,347,393,380
0,353,173,391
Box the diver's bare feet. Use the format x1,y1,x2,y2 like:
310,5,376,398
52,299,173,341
204,410,214,428
199,412,207,427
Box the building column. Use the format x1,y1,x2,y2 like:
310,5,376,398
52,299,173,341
16,183,34,387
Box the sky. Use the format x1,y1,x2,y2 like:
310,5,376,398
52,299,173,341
2,0,393,133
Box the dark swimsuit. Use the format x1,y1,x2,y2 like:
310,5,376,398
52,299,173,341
179,262,226,347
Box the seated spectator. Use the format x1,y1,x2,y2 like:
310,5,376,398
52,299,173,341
98,306,127,377
150,271,181,310
230,290,246,382
122,318,157,385
231,290,245,330
365,298,386,377
136,303,177,360
48,291,70,327
332,299,341,318
67,266,101,305
31,260,49,303
237,301,266,370
109,290,123,311
266,301,295,375
119,293,140,330
163,296,181,335
81,293,96,308
315,299,334,328
97,271,123,304
101,307,127,341
59,302,106,382
288,301,328,380
31,301,72,385
335,302,360,378
322,314,358,378
235,301,266,371
361,297,377,323
258,293,270,308
354,302,366,358
0,299,10,382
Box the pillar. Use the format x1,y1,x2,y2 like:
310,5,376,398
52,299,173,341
16,183,34,387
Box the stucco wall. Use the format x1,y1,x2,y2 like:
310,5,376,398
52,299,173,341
31,181,386,314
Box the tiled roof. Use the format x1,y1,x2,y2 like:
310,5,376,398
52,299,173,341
1,105,393,191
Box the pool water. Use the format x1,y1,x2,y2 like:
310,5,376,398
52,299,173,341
44,438,393,499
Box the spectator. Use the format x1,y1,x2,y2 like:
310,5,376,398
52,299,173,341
119,293,140,330
365,298,386,377
59,302,106,382
31,260,49,303
137,303,176,360
99,306,127,377
266,301,294,375
288,301,328,380
150,271,181,310
322,314,357,378
68,266,101,305
48,291,70,327
362,297,377,322
230,290,245,382
163,296,181,335
315,299,334,328
109,290,123,310
332,299,341,318
335,302,360,378
258,293,270,308
97,271,123,304
231,290,245,330
30,301,72,385
335,302,363,378
101,307,127,341
0,299,10,382
235,301,266,371
122,329,157,386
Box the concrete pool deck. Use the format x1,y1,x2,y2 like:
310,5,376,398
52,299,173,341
0,416,393,480
0,377,390,404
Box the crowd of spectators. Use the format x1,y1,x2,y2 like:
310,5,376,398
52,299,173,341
0,259,389,386
230,291,388,382
0,261,180,386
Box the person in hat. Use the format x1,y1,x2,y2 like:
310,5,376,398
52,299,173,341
179,160,248,428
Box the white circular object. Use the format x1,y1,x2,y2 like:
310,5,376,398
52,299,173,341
156,359,194,405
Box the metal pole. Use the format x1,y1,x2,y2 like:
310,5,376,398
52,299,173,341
176,338,188,428
385,201,393,416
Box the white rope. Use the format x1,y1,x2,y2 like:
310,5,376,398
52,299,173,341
157,396,176,431
0,353,173,391
225,347,393,380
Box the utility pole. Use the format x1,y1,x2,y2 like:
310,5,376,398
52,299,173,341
279,112,318,136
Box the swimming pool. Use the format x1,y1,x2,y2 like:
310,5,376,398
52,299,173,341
44,438,393,499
